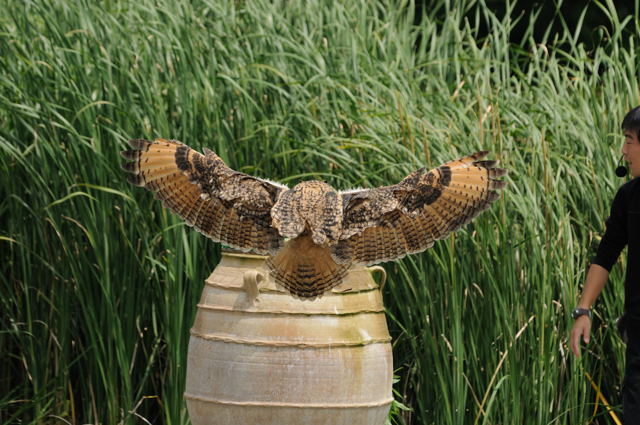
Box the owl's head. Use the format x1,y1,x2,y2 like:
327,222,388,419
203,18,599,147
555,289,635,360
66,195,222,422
271,180,343,245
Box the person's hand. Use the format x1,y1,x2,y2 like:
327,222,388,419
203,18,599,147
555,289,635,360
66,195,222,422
570,315,592,357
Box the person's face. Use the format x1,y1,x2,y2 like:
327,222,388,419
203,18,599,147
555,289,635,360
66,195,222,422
622,129,640,178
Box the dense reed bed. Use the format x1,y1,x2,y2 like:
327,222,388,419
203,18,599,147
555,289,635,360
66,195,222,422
1,0,639,423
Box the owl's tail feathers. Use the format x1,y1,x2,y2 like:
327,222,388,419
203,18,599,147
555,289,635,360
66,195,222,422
266,234,350,298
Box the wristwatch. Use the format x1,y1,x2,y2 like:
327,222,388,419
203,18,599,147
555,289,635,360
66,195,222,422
571,307,592,320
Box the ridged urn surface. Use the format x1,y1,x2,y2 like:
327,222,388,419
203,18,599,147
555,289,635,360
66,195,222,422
185,251,393,425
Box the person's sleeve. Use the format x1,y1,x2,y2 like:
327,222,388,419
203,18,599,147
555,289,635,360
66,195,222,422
592,186,628,271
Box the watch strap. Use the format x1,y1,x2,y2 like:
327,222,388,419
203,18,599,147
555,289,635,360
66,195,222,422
572,307,592,320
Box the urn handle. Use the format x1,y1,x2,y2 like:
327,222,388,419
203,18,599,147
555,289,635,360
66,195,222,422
367,265,387,291
243,270,265,303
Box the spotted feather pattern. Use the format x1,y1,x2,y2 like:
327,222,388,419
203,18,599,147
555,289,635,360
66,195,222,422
124,140,506,298
332,151,507,265
122,138,285,255
271,181,343,245
266,232,350,299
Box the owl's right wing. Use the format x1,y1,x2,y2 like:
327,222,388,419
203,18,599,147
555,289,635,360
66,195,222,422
122,138,287,255
333,151,507,265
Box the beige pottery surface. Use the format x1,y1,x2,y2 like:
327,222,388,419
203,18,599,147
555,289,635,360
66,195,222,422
185,251,393,425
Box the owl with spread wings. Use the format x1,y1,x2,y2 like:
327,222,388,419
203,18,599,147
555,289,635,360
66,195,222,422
122,138,506,298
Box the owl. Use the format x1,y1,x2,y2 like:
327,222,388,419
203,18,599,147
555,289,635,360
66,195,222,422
122,138,506,298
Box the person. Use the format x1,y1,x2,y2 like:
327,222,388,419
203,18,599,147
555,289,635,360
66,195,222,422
570,105,640,423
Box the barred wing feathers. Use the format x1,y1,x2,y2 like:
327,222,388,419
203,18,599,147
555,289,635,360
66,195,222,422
333,151,507,265
121,138,286,255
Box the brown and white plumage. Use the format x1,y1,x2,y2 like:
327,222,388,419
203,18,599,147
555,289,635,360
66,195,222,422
332,152,506,265
123,138,507,298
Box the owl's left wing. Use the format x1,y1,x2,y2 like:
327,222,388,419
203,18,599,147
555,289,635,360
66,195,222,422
122,138,287,255
332,151,507,265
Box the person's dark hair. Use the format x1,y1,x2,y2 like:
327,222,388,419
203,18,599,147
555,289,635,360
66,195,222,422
621,106,640,138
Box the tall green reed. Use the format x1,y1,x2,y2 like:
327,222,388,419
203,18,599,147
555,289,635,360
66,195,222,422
1,0,638,423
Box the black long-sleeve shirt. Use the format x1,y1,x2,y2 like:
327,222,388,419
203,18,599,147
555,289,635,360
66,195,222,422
592,178,640,318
